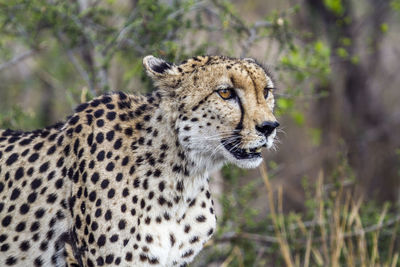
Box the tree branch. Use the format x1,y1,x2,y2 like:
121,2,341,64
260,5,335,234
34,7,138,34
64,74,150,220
0,49,38,72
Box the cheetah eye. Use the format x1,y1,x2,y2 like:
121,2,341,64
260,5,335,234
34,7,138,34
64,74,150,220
217,88,236,100
264,87,274,99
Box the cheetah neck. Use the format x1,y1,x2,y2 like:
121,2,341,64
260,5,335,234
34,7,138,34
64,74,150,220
126,93,216,215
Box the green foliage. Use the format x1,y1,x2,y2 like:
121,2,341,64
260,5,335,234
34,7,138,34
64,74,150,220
323,0,344,16
0,105,41,130
391,0,400,12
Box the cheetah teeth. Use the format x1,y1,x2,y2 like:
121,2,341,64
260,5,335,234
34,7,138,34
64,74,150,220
245,147,262,154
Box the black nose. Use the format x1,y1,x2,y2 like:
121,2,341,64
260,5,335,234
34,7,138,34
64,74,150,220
256,121,279,136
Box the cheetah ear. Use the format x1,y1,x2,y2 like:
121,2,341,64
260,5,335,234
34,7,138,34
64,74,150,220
143,55,177,78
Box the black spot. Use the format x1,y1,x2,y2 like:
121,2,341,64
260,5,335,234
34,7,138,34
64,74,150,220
163,212,170,220
94,109,104,118
182,249,194,258
106,104,115,109
105,254,114,264
31,179,42,190
74,124,82,133
5,256,17,265
184,225,191,233
190,236,199,243
145,235,153,243
91,172,100,184
101,179,110,189
19,241,30,251
47,194,57,204
106,130,115,141
69,115,79,125
0,234,7,242
154,169,162,177
158,181,165,192
96,257,104,266
96,119,104,127
135,123,143,130
6,153,19,166
101,96,112,104
73,139,80,155
27,192,37,203
55,178,63,189
97,235,106,247
33,142,44,150
108,189,115,198
1,215,12,227
106,162,115,171
10,188,21,200
35,209,45,219
126,252,132,261
110,234,118,242
0,243,9,252
143,179,148,190
170,234,176,247
114,138,122,149
19,138,32,146
97,150,105,161
176,180,184,191
118,219,126,230
76,103,89,112
96,132,104,144
14,167,24,182
172,164,181,172
47,145,56,155
158,196,166,206
125,128,133,136
116,173,123,182
30,221,40,232
16,222,26,232
139,254,147,262
57,157,65,168
39,162,49,173
208,228,214,236
133,178,140,188
86,114,93,125
105,210,112,220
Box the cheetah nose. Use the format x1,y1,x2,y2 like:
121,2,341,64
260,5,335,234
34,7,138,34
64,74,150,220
256,121,279,137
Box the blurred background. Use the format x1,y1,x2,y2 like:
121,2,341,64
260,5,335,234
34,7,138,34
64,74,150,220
0,0,399,266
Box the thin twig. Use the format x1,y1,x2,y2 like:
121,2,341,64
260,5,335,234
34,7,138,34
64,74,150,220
214,231,279,245
342,214,400,239
66,49,96,96
0,49,37,72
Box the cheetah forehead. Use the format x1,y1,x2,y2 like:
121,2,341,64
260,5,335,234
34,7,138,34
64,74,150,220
179,56,275,86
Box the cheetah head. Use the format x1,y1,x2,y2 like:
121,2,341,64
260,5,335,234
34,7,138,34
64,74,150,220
143,55,279,170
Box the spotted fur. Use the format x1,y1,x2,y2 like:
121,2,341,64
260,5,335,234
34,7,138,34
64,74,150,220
0,55,278,266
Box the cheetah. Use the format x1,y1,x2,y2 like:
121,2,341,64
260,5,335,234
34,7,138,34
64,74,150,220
0,55,279,266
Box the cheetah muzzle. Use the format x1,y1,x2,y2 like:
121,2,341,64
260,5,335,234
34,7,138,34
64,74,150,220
0,55,279,266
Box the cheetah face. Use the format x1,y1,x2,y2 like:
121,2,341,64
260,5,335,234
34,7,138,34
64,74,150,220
143,55,279,169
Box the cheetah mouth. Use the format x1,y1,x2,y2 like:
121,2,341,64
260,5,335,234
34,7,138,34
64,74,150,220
222,139,264,160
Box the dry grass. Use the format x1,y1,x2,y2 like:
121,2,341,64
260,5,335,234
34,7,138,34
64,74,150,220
259,165,400,267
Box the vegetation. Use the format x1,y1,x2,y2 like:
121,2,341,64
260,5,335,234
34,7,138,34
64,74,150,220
0,0,399,266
